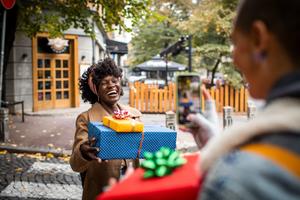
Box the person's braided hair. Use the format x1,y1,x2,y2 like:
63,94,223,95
79,58,123,104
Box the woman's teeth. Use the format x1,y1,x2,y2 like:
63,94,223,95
107,91,117,96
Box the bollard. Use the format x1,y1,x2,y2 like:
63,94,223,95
165,110,176,130
247,103,256,120
223,106,233,129
0,108,9,142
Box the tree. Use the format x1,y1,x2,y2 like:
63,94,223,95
180,0,242,88
129,0,243,88
0,0,152,99
130,22,185,66
16,0,152,37
129,0,193,67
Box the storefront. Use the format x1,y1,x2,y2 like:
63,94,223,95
5,25,106,112
32,34,79,111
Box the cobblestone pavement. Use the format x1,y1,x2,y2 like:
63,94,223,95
0,152,82,200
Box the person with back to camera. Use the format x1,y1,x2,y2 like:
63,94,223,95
69,58,142,200
183,0,300,199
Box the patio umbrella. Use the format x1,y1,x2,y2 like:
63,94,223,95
134,55,186,72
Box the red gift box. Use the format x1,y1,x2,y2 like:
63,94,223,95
97,154,202,200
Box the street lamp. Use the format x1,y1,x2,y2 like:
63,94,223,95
187,35,192,72
159,35,192,73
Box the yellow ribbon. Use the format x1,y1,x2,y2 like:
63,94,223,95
130,119,137,132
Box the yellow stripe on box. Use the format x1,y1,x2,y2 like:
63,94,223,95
102,116,144,133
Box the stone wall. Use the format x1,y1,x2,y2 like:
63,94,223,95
4,31,33,113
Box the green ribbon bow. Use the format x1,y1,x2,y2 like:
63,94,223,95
141,147,187,179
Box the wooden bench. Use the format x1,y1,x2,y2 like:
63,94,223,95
1,100,24,122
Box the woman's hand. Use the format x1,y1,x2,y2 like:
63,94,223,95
180,86,220,148
80,137,102,163
104,162,135,192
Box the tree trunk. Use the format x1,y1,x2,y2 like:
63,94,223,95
210,58,221,87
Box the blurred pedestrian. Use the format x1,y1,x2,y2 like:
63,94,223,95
69,58,142,200
185,0,300,199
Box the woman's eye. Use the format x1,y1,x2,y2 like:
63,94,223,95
101,79,119,86
113,79,119,84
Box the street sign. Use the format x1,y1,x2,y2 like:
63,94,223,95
0,0,16,10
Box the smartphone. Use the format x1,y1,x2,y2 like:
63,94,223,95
176,74,202,127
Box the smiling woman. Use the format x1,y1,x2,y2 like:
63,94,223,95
69,58,142,200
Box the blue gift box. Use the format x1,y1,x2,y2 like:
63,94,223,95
88,122,177,160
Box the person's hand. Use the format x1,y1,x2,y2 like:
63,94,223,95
180,86,220,148
80,137,102,163
104,162,135,192
120,162,135,180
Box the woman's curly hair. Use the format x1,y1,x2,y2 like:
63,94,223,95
79,58,123,104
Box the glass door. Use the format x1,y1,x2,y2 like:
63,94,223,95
36,54,72,110
53,56,71,108
36,57,53,110
33,34,79,112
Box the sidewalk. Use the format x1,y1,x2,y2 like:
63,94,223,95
1,86,250,155
0,110,249,200
0,84,247,155
0,88,250,200
2,106,248,156
3,108,198,155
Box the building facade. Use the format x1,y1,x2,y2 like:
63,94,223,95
4,23,107,112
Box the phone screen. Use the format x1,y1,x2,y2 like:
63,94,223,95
177,75,201,125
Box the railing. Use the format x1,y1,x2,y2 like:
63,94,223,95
129,82,249,113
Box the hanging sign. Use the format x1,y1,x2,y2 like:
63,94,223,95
48,38,69,53
0,0,16,10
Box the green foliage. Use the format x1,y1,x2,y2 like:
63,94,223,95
130,22,185,65
219,62,243,88
129,0,243,87
16,0,152,38
196,44,229,70
128,0,192,67
180,0,242,87
219,0,239,10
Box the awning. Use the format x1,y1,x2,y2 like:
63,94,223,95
134,55,186,72
106,39,128,54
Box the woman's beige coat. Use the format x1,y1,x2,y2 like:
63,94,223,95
70,103,142,200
